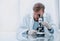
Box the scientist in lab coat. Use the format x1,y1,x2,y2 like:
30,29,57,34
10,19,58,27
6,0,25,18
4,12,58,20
17,3,54,41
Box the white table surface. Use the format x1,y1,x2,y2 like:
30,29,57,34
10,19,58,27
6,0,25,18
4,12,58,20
0,30,60,41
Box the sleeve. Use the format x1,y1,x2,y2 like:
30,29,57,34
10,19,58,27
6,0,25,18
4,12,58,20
16,14,30,41
48,28,54,34
45,13,55,34
21,15,30,38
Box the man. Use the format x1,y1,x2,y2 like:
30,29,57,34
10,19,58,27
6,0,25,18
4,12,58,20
17,3,54,41
28,3,54,36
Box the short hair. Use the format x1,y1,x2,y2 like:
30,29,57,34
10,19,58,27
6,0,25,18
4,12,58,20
33,3,45,12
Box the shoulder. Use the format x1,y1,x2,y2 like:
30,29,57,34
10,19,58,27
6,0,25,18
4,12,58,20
43,13,52,23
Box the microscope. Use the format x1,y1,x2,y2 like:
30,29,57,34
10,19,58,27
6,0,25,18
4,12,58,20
36,15,45,37
25,15,45,38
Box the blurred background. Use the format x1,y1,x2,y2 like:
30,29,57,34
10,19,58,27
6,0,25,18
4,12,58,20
0,0,60,41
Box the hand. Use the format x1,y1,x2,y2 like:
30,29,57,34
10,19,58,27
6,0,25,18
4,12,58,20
28,30,37,37
41,22,51,29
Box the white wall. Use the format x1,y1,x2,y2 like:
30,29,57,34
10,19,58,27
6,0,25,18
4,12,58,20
55,0,60,30
59,0,60,29
0,0,20,32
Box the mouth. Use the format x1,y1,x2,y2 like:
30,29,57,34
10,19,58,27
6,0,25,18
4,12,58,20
34,18,38,22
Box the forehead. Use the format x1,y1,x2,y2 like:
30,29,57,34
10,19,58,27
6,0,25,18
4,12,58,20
34,9,44,13
34,8,44,11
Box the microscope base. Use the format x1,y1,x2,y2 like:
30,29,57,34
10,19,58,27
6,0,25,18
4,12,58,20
36,34,45,37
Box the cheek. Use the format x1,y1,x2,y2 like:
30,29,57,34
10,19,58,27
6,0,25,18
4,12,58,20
33,15,39,21
40,12,43,14
40,10,44,14
34,15,38,19
40,12,44,16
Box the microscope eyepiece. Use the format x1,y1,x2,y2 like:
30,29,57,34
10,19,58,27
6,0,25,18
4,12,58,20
38,14,40,17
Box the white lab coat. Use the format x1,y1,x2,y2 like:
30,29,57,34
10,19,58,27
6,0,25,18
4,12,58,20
16,13,54,41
